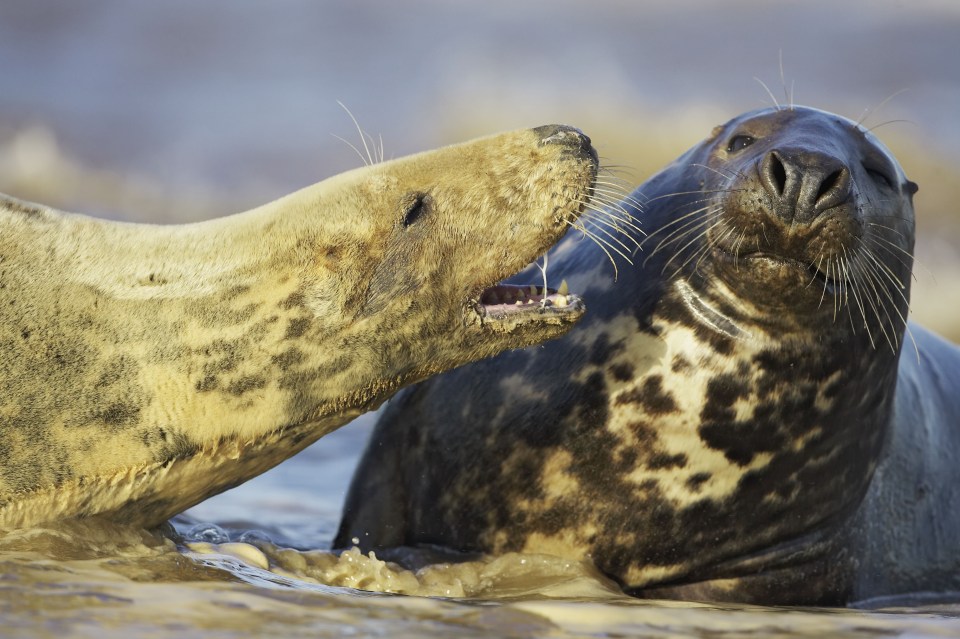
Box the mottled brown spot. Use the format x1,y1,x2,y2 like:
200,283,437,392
647,452,688,470
195,375,219,392
641,375,678,414
227,284,251,298
629,420,656,445
2,199,43,218
686,472,712,492
97,402,141,427
609,362,635,382
271,347,305,368
616,376,679,415
227,375,267,396
284,317,311,339
671,354,691,373
280,291,306,311
589,334,622,366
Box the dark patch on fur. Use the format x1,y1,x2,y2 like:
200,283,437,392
96,401,142,427
195,375,218,392
227,284,251,298
2,199,44,218
284,317,311,340
615,375,678,415
686,472,712,491
589,333,621,366
671,354,691,373
280,291,306,311
151,429,201,466
609,362,635,382
227,375,267,396
648,452,688,470
271,347,305,368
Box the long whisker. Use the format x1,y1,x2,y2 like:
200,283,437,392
565,216,628,278
641,188,734,205
754,76,781,111
690,163,742,181
582,215,640,253
337,101,375,166
641,202,719,247
331,134,371,167
645,211,716,264
855,88,910,128
667,217,726,277
842,250,880,349
582,202,645,238
861,236,917,280
846,245,897,352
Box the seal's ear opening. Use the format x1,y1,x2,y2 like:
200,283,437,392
905,180,919,196
400,192,432,228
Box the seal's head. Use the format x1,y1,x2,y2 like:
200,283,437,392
647,106,917,349
0,124,600,530
299,125,596,384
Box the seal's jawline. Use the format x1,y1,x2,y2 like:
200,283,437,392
714,248,843,290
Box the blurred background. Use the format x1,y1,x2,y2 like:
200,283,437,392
1,0,957,341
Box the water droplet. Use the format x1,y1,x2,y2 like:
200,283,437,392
237,529,273,545
186,523,229,544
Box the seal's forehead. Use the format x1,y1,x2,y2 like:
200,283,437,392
721,106,855,134
715,106,905,173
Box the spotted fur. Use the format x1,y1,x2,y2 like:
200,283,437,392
0,125,599,530
337,107,960,605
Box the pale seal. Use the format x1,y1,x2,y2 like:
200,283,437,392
336,107,960,605
0,124,602,531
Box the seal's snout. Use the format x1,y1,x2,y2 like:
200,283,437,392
534,124,598,163
761,148,852,223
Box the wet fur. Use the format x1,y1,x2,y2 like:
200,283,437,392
337,107,960,605
0,126,599,530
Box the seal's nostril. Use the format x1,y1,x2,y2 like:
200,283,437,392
770,153,786,196
533,124,597,167
761,151,787,198
534,124,591,147
817,169,844,203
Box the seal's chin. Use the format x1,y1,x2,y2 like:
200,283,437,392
468,283,586,330
713,246,845,294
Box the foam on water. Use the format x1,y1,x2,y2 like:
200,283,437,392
3,498,960,638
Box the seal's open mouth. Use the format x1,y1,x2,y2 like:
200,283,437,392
470,281,585,327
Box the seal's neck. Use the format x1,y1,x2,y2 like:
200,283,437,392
0,182,397,529
616,276,902,591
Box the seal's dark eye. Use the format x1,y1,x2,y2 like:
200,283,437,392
402,193,430,227
726,135,755,153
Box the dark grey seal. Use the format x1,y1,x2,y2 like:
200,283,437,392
335,106,960,606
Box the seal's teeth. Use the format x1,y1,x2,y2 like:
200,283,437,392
515,300,523,306
529,285,538,297
558,279,569,296
553,295,568,307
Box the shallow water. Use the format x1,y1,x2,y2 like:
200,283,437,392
3,417,960,638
